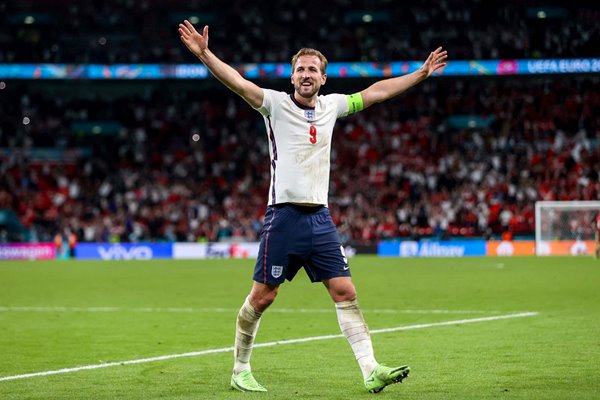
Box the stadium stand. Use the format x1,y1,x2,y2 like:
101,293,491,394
1,0,599,63
1,75,598,244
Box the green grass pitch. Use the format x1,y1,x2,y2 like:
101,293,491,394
1,256,599,399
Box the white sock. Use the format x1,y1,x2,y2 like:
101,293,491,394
335,299,378,378
233,297,262,374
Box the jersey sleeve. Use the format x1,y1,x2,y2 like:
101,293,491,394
254,89,286,116
333,92,364,118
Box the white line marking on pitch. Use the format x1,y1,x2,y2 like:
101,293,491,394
0,312,538,382
0,306,510,315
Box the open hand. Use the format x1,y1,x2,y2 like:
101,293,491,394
178,20,209,58
420,47,448,77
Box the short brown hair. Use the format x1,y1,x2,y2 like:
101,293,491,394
291,48,328,74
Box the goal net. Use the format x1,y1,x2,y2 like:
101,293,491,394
535,201,600,256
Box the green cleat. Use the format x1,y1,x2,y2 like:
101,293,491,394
230,369,267,392
364,364,410,393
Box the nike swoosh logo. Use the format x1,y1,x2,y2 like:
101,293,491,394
343,265,350,270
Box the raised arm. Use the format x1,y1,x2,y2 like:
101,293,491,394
178,21,264,109
359,47,448,110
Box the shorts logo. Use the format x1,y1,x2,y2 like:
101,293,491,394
340,245,348,265
271,265,283,278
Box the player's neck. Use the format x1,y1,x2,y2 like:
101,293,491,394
292,91,318,108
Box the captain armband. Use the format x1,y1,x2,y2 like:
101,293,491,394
346,93,364,115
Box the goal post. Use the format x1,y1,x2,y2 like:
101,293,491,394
535,201,600,256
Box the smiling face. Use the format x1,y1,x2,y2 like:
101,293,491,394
291,55,327,103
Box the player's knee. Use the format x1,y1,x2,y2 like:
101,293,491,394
325,277,356,302
329,285,357,302
249,286,278,312
332,290,356,302
253,295,276,312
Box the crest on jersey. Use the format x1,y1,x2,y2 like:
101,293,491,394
304,110,315,122
271,265,283,278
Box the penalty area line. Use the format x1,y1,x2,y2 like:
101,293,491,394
0,311,538,382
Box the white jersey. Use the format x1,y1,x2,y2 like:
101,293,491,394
255,89,351,206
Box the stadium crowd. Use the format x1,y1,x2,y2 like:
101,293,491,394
1,76,599,244
1,1,599,244
1,0,599,63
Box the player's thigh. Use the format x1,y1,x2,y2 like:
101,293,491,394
254,206,310,285
306,210,350,281
306,243,350,281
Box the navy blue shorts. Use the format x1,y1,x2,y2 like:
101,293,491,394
254,203,350,285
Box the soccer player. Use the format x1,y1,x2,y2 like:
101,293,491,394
178,20,447,393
